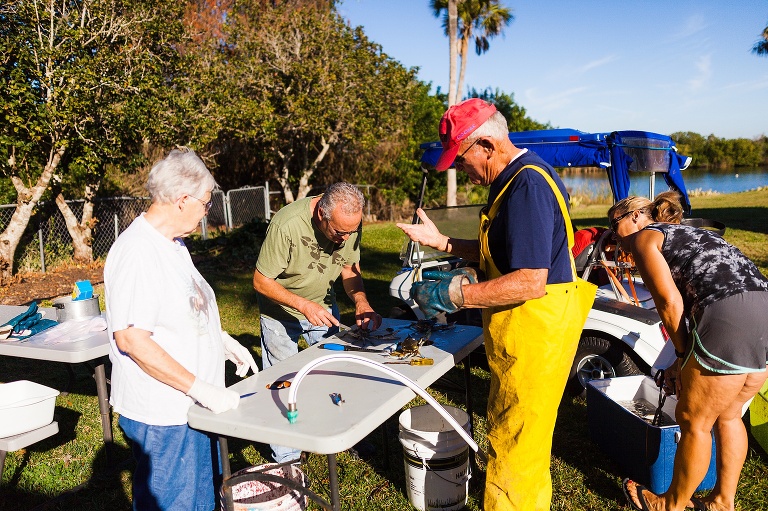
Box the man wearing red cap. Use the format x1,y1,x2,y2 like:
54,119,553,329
398,98,595,510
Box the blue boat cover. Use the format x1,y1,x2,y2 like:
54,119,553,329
420,128,691,214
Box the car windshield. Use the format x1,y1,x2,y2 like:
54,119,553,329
399,204,485,263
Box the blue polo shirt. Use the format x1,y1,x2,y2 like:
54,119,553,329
486,150,572,285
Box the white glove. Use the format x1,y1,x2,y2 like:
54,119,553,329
186,378,240,414
222,331,259,378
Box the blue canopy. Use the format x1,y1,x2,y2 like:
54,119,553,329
420,128,692,214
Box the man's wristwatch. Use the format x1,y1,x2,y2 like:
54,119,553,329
674,349,686,359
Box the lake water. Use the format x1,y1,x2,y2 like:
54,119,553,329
559,166,768,199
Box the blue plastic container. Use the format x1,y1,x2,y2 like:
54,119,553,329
586,375,716,494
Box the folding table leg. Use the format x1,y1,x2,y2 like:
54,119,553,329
94,361,113,464
463,360,475,439
327,453,340,511
219,436,233,511
464,360,477,476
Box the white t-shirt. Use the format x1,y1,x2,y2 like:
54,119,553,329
105,214,225,425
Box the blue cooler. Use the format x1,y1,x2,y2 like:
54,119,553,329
586,375,717,493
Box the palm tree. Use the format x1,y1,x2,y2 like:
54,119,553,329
430,0,514,206
753,23,768,56
431,0,514,105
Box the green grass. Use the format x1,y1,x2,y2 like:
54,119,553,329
2,188,768,510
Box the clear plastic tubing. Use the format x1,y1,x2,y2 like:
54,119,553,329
285,353,480,455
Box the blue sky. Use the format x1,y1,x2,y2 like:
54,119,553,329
338,0,768,139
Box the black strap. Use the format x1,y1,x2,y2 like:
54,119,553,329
681,217,726,236
651,370,667,426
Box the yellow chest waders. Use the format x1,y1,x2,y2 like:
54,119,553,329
480,165,597,511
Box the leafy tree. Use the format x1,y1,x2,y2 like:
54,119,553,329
753,22,768,56
430,0,514,206
198,2,422,203
672,131,766,169
0,0,181,278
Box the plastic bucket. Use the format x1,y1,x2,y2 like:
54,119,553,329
222,463,308,511
398,405,471,511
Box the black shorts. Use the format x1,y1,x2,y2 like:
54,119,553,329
688,291,768,374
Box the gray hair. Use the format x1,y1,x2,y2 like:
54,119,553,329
146,147,217,204
318,182,365,220
466,111,509,143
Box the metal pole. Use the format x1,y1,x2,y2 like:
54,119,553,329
649,172,655,199
265,181,271,221
224,192,231,232
38,227,46,273
366,185,371,219
114,212,119,242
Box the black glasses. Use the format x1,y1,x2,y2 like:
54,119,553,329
188,194,212,213
610,210,634,231
329,223,360,238
454,138,482,165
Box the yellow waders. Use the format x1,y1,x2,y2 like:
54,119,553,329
480,165,596,510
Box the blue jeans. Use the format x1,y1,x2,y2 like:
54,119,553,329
259,305,339,462
120,415,220,511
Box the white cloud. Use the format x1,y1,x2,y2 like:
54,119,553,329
687,54,712,91
672,13,709,42
721,75,768,93
578,55,618,74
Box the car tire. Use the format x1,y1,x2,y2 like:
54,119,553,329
566,335,641,397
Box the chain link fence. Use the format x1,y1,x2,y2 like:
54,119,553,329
3,186,271,274
1,184,385,274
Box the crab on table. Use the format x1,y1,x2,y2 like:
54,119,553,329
409,319,456,336
388,334,430,359
338,325,399,346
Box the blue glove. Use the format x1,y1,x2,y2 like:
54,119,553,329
4,303,39,331
12,318,58,339
421,267,480,284
15,313,43,332
411,272,473,319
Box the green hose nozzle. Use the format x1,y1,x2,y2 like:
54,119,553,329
287,403,298,424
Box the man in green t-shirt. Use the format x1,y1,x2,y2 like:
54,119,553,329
253,182,382,462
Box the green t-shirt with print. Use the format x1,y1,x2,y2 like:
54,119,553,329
255,196,360,321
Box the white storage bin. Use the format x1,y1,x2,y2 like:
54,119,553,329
0,380,59,438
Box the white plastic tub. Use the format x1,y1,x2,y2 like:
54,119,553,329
0,380,59,438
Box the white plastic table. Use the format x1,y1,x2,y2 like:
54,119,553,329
0,306,113,457
187,318,484,511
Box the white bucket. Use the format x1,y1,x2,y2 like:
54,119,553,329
398,405,471,511
223,463,308,511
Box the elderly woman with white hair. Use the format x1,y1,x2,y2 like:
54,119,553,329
105,147,258,510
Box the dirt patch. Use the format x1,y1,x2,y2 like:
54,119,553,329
0,263,105,306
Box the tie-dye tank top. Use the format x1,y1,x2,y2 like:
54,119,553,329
644,223,768,318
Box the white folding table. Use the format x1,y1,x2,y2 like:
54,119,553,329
0,306,113,458
187,318,484,511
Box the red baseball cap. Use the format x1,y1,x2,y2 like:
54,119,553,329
435,98,498,171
